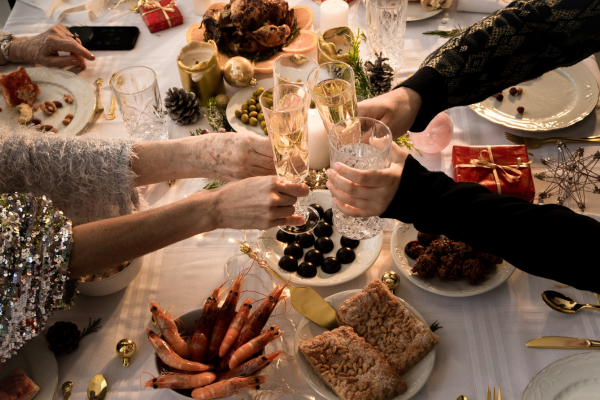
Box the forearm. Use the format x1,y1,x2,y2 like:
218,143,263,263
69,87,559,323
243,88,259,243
381,156,600,292
68,190,218,278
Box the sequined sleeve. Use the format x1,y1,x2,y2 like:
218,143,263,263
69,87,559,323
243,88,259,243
399,0,600,131
0,193,73,363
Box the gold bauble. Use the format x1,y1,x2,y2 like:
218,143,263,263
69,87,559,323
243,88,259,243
381,271,401,294
116,338,136,367
223,56,256,88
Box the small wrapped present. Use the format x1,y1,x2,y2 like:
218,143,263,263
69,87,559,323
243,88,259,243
452,145,535,201
139,0,183,33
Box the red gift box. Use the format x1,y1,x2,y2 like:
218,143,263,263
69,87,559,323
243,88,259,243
452,145,535,201
139,0,183,33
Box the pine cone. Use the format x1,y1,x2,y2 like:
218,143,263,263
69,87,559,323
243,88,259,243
46,321,81,355
365,52,394,96
164,87,201,126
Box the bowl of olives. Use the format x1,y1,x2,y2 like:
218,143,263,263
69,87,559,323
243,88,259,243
226,78,274,136
260,190,383,286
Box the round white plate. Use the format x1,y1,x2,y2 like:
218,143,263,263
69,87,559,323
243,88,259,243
261,190,383,287
521,352,600,400
226,78,273,136
469,63,599,131
295,289,435,400
0,67,95,135
390,221,516,297
407,2,444,21
0,335,58,400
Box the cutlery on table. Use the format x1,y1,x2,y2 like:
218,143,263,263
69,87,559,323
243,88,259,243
107,73,118,120
527,336,600,349
61,381,73,400
87,374,107,400
542,290,600,314
487,386,501,400
456,396,468,400
240,243,338,330
505,131,600,149
95,78,105,114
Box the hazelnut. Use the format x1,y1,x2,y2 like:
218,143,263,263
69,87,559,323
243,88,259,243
509,87,518,96
32,104,39,112
517,87,523,95
62,119,71,126
31,118,41,125
64,94,73,103
517,106,525,114
494,93,504,101
51,128,58,133
65,113,74,119
52,101,63,108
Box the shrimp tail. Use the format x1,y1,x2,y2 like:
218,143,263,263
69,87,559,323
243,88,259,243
223,350,284,380
191,376,266,399
218,298,252,358
229,326,282,370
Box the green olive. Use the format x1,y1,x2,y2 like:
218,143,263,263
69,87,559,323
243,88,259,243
265,98,273,107
242,109,249,114
264,91,273,99
256,103,262,112
310,100,316,109
235,109,242,118
297,79,302,83
252,96,259,103
249,117,258,126
249,111,258,118
260,121,266,129
241,114,249,124
247,99,256,106
241,104,248,111
249,105,257,112
263,127,268,134
257,113,264,122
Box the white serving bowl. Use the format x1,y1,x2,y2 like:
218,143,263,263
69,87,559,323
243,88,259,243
78,257,143,297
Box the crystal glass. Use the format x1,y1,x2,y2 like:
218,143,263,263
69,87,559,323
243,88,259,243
259,84,320,234
365,0,408,69
110,66,168,141
307,61,358,132
273,54,318,87
329,117,392,240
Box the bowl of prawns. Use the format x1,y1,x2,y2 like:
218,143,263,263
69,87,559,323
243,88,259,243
144,267,288,399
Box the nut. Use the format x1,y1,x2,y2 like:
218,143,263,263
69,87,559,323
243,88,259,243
51,128,58,133
517,87,523,95
52,101,63,108
64,94,73,103
62,119,71,126
65,113,74,119
493,93,504,101
38,125,54,132
517,106,525,114
31,118,41,125
44,101,56,112
39,103,51,115
509,87,518,96
32,104,38,112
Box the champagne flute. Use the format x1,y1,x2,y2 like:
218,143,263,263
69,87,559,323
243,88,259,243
306,61,358,132
273,54,318,87
259,84,320,234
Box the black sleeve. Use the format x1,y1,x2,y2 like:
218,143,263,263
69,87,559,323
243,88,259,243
398,0,600,131
381,155,600,292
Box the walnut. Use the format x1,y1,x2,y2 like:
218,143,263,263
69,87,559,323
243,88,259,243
16,104,33,125
63,94,73,103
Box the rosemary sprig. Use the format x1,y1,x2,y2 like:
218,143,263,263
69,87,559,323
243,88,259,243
190,127,206,136
394,134,422,156
204,98,233,132
348,28,374,101
423,25,463,38
429,320,443,332
203,180,225,190
80,318,102,339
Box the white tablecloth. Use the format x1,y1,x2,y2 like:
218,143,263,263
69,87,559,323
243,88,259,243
5,1,600,399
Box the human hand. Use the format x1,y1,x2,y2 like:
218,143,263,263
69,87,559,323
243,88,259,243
199,132,275,182
358,87,422,138
10,24,95,69
212,175,310,230
325,143,408,218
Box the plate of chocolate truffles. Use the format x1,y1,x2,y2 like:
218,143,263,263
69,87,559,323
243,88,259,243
391,221,516,297
260,190,383,287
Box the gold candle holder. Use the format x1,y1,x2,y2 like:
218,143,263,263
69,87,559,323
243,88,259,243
318,27,354,64
177,40,225,106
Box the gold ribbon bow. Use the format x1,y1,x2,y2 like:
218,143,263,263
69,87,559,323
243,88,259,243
141,0,177,28
454,145,534,194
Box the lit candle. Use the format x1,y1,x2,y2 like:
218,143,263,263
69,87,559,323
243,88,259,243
192,0,214,16
308,109,330,170
320,0,349,34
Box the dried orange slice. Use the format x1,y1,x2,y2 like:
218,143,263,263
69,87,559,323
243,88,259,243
291,5,314,30
282,30,318,54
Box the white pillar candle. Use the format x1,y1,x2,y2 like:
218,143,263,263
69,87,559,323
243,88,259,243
308,109,331,170
320,0,349,34
192,0,214,16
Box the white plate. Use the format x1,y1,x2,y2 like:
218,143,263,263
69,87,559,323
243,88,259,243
469,63,599,131
78,257,143,297
261,190,383,287
295,289,435,400
226,78,273,136
390,221,516,297
521,352,600,400
407,2,444,21
0,335,58,400
0,67,95,135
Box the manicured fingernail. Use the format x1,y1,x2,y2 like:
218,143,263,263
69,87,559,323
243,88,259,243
334,163,341,171
90,53,95,59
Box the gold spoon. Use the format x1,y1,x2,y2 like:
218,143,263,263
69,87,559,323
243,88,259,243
94,79,105,114
107,73,117,120
542,290,600,314
87,374,108,400
61,381,73,400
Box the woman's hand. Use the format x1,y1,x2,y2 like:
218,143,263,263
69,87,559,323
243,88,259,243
358,87,422,138
10,24,95,69
213,175,309,230
326,143,408,218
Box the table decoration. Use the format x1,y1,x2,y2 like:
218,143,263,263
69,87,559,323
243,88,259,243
116,338,136,367
381,270,401,294
365,0,408,69
164,87,201,125
422,25,463,38
62,381,74,400
317,27,353,64
139,0,183,33
87,374,107,400
45,318,103,356
535,141,600,211
452,145,535,201
223,56,256,88
304,169,329,190
177,40,226,105
320,0,349,33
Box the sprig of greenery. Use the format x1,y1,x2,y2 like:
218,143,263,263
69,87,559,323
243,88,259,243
80,318,102,339
203,180,225,190
394,134,422,156
189,127,206,136
204,97,233,132
423,25,463,38
429,320,442,332
348,29,374,101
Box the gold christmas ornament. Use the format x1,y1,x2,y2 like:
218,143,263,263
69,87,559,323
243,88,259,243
223,57,256,88
381,271,400,294
116,338,136,367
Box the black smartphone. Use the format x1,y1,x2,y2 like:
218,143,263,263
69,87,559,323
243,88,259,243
68,26,140,51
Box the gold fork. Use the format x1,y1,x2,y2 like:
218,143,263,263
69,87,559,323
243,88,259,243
487,386,501,400
95,78,105,114
107,73,118,120
505,131,600,149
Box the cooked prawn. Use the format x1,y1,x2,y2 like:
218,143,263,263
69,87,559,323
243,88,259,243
149,301,190,359
144,372,216,389
191,284,224,362
147,328,212,372
222,350,284,380
191,376,265,399
229,326,282,369
218,298,252,358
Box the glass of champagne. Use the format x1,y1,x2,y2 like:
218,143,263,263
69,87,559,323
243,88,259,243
306,62,358,132
259,84,320,234
273,54,318,87
329,117,392,240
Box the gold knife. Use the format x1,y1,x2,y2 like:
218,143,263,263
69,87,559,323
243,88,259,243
526,336,600,349
240,243,338,330
487,386,491,400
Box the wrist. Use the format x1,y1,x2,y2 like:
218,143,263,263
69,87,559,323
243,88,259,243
188,190,220,233
8,37,30,63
